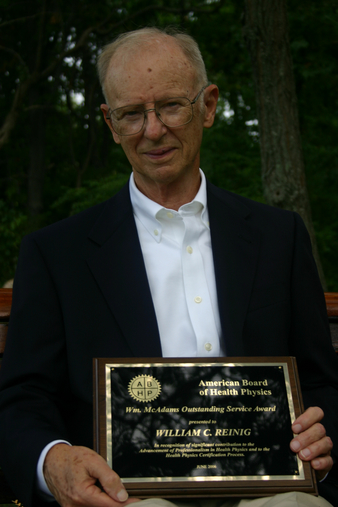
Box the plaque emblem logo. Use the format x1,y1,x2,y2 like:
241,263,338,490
128,375,161,402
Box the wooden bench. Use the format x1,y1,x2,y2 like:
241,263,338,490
0,289,15,504
1,288,337,356
325,292,338,352
0,289,12,361
0,288,337,504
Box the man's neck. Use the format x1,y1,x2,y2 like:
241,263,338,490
132,171,201,211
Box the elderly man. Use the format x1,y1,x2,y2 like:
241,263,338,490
0,28,337,507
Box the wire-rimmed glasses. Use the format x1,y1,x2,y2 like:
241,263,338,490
106,86,207,136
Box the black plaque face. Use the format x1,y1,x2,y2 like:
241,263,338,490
93,357,317,497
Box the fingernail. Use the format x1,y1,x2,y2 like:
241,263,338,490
117,489,128,502
312,460,320,468
292,424,302,434
291,440,300,452
300,448,311,458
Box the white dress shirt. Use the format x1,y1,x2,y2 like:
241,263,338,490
130,169,224,357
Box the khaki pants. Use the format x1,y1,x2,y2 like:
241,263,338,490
135,493,333,507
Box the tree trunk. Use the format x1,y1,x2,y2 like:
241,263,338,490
242,0,327,289
27,87,45,224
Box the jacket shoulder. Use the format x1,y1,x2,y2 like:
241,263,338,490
207,181,298,228
23,183,131,245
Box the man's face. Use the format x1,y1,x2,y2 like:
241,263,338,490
101,39,218,201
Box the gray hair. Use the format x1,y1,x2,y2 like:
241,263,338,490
97,27,208,102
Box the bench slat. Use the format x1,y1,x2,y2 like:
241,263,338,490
0,290,337,355
0,289,12,321
325,292,338,317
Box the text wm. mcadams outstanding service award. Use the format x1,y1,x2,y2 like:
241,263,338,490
93,357,316,498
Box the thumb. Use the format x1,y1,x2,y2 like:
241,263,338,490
87,458,129,503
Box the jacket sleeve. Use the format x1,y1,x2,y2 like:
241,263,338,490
288,213,338,480
0,234,71,507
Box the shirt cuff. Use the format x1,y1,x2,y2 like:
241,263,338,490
36,440,71,501
319,471,329,482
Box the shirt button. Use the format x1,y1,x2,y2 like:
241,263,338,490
205,342,212,351
194,296,202,303
186,246,193,254
154,229,159,236
167,212,174,218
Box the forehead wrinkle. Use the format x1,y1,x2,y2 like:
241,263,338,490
107,73,195,107
105,39,196,107
112,78,191,107
113,36,190,66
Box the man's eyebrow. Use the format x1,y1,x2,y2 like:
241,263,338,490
119,93,190,106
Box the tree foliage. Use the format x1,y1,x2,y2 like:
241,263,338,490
0,0,337,289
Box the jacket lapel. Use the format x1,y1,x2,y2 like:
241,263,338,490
207,182,261,356
86,184,162,358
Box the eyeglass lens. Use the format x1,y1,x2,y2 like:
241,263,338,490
111,97,193,135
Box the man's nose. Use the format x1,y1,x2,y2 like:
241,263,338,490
143,108,167,139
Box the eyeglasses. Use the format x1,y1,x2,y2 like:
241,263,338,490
106,86,207,136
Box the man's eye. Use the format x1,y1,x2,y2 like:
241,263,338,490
125,110,140,117
159,101,184,116
163,101,181,109
121,110,142,121
113,107,143,121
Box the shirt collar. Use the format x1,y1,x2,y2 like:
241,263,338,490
129,169,209,243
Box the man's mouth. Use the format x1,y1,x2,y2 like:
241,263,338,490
144,147,176,159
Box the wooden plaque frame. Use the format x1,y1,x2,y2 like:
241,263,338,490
93,357,317,498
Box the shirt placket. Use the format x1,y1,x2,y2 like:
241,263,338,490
180,211,220,357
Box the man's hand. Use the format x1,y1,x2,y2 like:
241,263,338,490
44,443,141,507
290,406,333,480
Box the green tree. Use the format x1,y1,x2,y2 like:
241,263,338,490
243,0,326,286
1,0,337,290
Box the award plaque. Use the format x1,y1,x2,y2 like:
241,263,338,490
93,357,317,498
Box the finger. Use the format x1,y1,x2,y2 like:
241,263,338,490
312,454,333,474
44,444,131,507
88,462,128,503
297,435,332,461
298,435,333,462
52,473,131,507
290,422,327,453
292,406,324,434
312,454,333,482
290,435,333,482
80,484,132,507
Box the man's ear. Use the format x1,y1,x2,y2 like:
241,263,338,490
203,85,219,129
100,104,121,144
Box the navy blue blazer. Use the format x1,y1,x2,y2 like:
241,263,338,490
1,181,338,506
